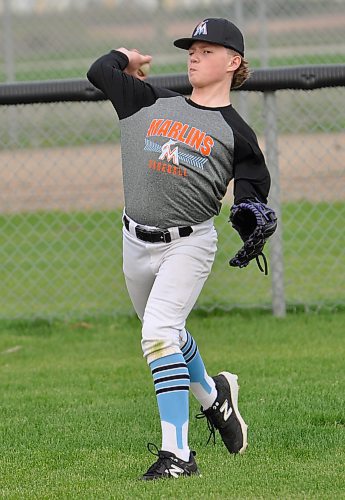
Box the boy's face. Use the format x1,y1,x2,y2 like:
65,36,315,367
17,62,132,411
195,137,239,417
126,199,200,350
187,41,240,88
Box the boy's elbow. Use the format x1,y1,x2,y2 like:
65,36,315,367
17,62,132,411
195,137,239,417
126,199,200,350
86,63,98,86
87,56,108,87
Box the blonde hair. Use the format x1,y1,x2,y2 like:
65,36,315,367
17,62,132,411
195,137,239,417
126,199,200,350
227,50,251,89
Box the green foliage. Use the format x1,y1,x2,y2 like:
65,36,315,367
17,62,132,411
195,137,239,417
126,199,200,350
0,311,344,498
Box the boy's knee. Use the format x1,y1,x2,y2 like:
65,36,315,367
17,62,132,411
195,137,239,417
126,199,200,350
141,322,181,364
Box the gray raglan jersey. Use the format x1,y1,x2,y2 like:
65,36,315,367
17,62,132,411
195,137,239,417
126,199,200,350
87,51,270,229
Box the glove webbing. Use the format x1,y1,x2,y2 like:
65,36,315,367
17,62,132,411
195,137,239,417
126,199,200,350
229,223,270,275
230,249,268,275
233,200,275,226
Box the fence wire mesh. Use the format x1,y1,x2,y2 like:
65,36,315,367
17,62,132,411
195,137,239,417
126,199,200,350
1,86,344,319
1,0,344,83
1,0,344,319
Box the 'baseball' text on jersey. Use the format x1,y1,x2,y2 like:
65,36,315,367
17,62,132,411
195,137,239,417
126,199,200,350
148,159,188,177
147,119,214,156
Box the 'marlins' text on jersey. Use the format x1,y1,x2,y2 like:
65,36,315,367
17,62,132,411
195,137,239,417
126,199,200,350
147,119,214,157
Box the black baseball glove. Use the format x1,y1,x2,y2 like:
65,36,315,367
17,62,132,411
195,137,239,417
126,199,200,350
229,199,277,275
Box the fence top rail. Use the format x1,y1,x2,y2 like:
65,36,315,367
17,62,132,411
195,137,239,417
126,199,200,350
0,64,344,105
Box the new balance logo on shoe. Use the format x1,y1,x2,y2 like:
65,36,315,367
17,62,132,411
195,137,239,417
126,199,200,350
165,464,185,478
141,443,200,480
199,372,248,455
220,399,233,421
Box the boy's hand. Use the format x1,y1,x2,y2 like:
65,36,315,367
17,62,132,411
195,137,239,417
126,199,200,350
117,47,152,80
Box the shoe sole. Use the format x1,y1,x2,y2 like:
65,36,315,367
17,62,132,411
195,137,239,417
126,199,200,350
219,371,248,455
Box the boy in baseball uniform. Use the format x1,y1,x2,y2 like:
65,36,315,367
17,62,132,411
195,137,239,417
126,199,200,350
88,18,274,480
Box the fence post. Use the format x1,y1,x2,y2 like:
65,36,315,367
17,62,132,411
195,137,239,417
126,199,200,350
3,0,18,145
258,0,270,68
234,0,249,121
263,91,286,317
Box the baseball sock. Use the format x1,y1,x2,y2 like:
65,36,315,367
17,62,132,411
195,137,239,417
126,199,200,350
181,330,217,410
149,353,191,462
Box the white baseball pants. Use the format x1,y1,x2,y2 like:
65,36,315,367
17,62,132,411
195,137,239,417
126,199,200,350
122,214,218,364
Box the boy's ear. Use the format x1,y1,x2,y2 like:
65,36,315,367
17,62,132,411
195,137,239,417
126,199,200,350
227,55,241,72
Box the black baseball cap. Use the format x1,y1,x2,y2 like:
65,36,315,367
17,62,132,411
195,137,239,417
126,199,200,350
174,18,244,57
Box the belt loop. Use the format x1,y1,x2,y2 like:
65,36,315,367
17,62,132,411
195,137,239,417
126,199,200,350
169,226,180,240
123,215,130,231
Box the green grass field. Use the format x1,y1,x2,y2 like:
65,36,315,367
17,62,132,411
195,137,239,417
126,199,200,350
1,310,344,499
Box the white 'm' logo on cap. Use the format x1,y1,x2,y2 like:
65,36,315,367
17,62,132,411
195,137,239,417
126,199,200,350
194,20,208,36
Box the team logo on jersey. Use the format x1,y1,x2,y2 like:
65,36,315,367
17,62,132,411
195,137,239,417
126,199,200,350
145,118,214,172
159,139,179,166
145,138,208,170
193,20,208,36
144,118,214,179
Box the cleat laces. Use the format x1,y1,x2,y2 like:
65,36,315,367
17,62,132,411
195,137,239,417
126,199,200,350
196,412,216,446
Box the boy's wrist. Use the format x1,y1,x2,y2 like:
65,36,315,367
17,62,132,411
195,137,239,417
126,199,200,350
116,47,132,61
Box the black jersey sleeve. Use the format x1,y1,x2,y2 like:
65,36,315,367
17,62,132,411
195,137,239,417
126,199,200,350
87,50,178,120
219,106,271,204
232,129,271,204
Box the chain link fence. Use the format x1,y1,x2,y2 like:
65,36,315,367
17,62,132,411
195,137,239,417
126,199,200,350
0,0,344,319
1,84,344,319
1,0,344,83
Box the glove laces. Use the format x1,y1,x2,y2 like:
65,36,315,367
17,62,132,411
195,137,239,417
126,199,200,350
229,250,269,275
256,252,268,275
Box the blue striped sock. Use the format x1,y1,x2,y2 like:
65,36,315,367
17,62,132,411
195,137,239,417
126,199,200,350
150,353,190,461
181,330,217,410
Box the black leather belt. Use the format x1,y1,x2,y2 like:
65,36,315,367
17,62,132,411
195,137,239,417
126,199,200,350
123,215,193,243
